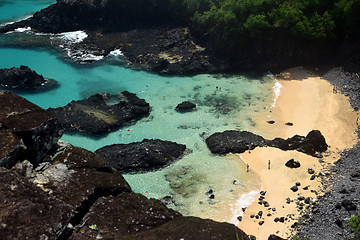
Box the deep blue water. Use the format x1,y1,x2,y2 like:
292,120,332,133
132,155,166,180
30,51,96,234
0,0,277,223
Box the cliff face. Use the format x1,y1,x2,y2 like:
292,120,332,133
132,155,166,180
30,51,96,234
0,90,251,240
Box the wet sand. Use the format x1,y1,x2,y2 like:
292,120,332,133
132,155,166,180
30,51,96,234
236,67,358,239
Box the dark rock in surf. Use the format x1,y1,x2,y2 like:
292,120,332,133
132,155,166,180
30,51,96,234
48,91,150,136
175,101,196,113
95,139,186,172
0,65,57,91
205,130,266,154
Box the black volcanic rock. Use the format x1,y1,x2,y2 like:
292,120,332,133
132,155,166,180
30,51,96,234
48,91,150,136
285,159,301,168
205,130,266,154
206,130,327,156
0,129,24,168
0,168,74,239
175,101,196,113
37,144,132,209
113,216,250,240
95,139,186,172
0,91,63,166
69,193,181,239
0,65,57,91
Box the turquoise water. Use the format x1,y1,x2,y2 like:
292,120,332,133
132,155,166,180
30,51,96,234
0,1,276,223
0,0,55,25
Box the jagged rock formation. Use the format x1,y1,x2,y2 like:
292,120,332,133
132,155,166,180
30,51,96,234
0,91,251,240
48,91,150,136
0,91,62,167
95,139,186,173
206,130,327,157
0,65,57,91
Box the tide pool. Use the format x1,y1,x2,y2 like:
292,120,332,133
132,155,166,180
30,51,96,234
0,0,277,223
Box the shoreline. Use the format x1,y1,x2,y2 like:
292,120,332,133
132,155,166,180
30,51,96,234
236,67,358,239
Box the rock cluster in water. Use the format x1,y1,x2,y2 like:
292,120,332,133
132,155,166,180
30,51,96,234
0,65,57,91
95,139,186,173
48,91,150,136
0,90,253,239
206,130,328,157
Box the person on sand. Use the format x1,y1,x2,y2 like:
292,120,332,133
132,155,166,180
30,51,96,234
247,163,249,172
268,160,271,170
248,145,251,153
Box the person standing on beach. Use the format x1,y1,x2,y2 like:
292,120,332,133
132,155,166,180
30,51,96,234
268,160,271,169
247,164,249,172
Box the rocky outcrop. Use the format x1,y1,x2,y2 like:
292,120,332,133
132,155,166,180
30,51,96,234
175,101,196,113
0,129,24,168
0,167,74,239
95,139,186,173
206,130,327,157
0,91,63,166
113,216,249,240
0,65,57,91
69,193,181,239
48,91,150,136
205,130,266,154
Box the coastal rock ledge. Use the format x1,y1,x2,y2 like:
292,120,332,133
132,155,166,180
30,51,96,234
48,91,150,136
206,130,327,157
95,139,186,173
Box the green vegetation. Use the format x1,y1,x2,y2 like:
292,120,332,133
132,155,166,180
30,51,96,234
349,213,360,237
165,0,360,53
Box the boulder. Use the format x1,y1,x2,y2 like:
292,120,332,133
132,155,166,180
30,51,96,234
0,167,73,239
205,130,266,154
0,65,57,91
341,199,357,211
175,101,196,113
268,234,287,240
0,129,24,168
34,143,132,209
48,91,150,136
0,91,63,166
297,130,328,155
112,216,250,240
69,193,181,239
95,139,186,172
285,159,301,168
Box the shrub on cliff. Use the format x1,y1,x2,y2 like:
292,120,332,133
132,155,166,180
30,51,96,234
349,213,360,237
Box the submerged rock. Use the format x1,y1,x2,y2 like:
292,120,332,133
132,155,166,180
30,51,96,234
48,91,150,136
0,65,57,91
175,101,196,113
95,139,186,172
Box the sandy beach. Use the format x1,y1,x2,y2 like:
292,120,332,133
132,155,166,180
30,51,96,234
237,67,358,239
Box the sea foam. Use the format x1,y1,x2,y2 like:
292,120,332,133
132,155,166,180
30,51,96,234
230,190,261,224
272,79,282,108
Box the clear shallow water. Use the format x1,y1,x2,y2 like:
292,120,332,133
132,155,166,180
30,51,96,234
0,1,276,223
